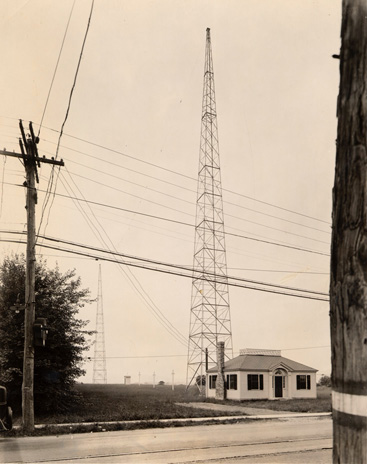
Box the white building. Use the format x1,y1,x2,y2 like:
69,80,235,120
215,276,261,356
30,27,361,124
206,348,317,400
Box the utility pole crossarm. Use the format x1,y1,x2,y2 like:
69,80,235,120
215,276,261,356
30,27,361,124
0,149,64,166
0,121,65,433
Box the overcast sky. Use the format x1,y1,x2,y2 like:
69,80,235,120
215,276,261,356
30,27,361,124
0,0,341,384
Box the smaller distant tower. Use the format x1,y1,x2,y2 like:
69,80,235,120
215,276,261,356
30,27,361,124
93,264,107,384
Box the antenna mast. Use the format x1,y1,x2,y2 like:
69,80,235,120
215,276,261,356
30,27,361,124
187,28,233,392
93,264,107,384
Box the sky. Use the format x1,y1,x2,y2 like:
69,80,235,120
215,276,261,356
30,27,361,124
0,0,341,385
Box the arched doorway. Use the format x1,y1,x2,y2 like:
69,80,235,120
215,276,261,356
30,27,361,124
273,368,286,398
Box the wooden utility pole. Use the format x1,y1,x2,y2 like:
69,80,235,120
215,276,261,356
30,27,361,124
22,140,37,432
330,1,367,462
0,120,64,433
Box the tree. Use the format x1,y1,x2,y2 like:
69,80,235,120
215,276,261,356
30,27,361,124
330,1,367,461
0,254,93,414
317,375,331,388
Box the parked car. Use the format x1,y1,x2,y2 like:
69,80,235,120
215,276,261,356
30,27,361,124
0,386,13,431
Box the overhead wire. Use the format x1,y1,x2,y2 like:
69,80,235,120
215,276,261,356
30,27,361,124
37,125,331,226
37,0,95,243
2,120,331,239
0,238,329,302
1,230,329,299
88,345,332,359
61,166,330,246
63,168,188,346
46,145,331,235
5,180,331,258
227,268,328,275
61,168,188,346
37,0,76,138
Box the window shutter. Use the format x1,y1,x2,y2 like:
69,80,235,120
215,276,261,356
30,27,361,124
307,375,311,390
296,375,300,390
260,374,263,390
247,375,251,390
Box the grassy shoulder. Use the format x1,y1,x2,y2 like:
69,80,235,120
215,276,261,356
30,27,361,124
31,384,234,425
204,386,332,413
8,384,331,435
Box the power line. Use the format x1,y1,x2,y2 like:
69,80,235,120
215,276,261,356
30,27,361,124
35,124,331,226
1,238,330,302
90,345,332,359
4,181,331,257
57,150,330,235
0,233,329,301
60,170,187,347
281,345,330,351
225,188,331,226
227,268,328,275
40,158,331,247
2,229,329,296
55,1,94,162
37,0,76,138
37,0,94,244
67,169,193,218
1,120,332,231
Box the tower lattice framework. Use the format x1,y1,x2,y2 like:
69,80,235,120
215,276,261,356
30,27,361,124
93,264,107,384
187,28,233,392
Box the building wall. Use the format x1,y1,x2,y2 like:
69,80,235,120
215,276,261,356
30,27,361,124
207,370,317,400
240,371,270,400
289,371,317,399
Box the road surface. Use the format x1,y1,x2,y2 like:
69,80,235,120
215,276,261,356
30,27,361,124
0,416,332,463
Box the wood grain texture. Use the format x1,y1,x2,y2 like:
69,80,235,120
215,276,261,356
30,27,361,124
330,1,367,462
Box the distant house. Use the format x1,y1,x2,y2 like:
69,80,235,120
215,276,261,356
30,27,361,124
206,348,317,400
124,376,131,385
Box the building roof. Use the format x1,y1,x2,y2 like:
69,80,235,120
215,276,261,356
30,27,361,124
207,354,317,373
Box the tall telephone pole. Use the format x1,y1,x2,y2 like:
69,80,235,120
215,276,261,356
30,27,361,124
186,29,233,393
330,1,367,462
0,120,64,433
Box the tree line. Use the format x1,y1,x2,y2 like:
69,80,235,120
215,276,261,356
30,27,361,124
0,254,94,415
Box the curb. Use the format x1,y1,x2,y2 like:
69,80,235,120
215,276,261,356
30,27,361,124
13,412,331,431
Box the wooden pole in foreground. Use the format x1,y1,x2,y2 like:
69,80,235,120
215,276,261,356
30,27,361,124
22,152,36,432
330,1,367,461
0,121,64,433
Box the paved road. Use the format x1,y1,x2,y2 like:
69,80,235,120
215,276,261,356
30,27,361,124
0,416,332,463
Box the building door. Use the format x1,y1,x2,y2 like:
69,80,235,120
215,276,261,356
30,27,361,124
275,376,283,398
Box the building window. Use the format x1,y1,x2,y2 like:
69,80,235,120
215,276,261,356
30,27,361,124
209,375,217,389
226,374,237,390
296,375,311,390
247,374,264,390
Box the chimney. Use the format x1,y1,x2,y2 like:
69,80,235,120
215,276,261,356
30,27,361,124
215,341,226,400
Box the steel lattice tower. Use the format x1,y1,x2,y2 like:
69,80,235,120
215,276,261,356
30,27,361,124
93,264,107,384
187,28,233,392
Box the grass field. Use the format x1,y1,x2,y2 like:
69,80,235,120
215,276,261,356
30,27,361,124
211,386,332,413
34,384,223,424
31,383,331,425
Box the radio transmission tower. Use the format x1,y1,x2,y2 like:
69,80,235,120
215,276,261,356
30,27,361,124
93,264,107,384
187,28,233,392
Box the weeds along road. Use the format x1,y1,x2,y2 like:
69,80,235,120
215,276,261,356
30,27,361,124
0,416,332,464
